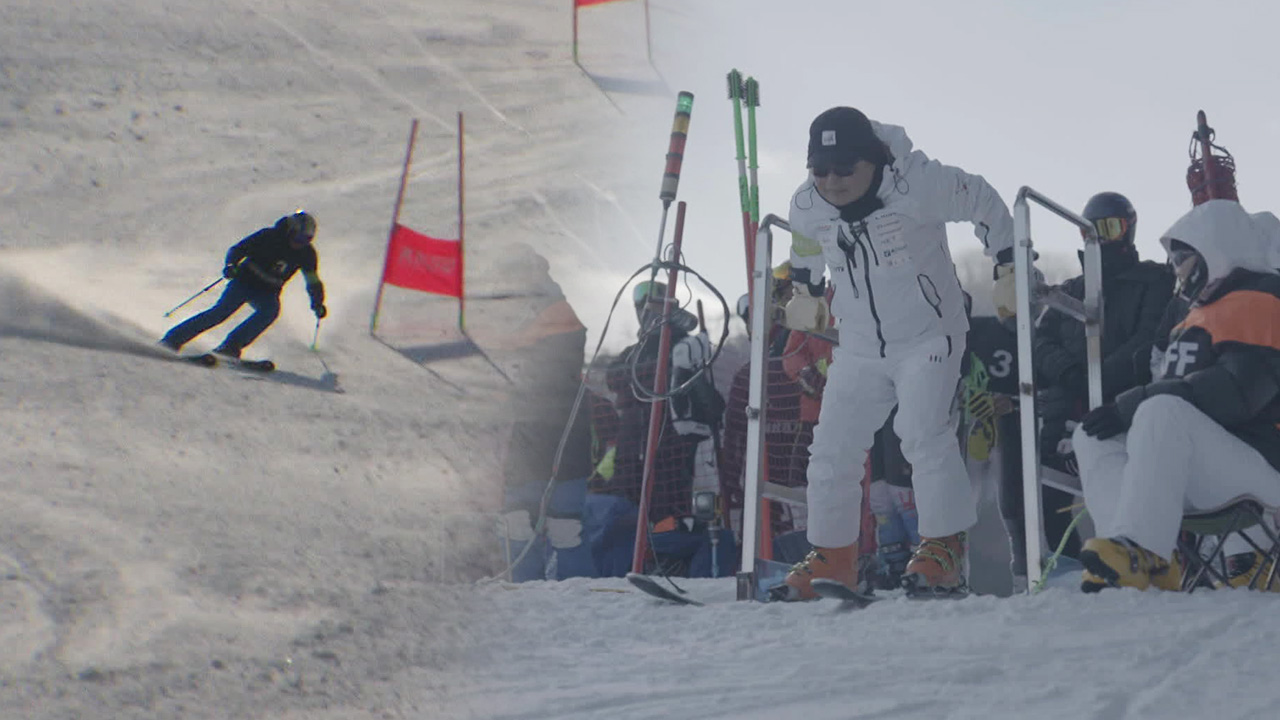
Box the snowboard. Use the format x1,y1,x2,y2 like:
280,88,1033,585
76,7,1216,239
625,573,704,606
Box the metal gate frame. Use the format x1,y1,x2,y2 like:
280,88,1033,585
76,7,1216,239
1013,187,1105,588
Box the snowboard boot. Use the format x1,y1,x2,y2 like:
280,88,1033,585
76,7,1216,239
779,543,859,601
1079,536,1182,593
902,531,967,595
1222,551,1280,592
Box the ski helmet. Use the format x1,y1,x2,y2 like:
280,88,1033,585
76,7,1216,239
1081,192,1137,245
277,210,317,243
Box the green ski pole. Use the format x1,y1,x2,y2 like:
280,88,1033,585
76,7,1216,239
727,69,754,292
744,76,761,228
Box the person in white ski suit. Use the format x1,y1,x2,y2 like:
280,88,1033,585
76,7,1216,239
1074,199,1280,592
780,106,1017,599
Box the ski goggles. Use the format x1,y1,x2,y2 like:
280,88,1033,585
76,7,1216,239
1081,216,1132,243
810,162,859,179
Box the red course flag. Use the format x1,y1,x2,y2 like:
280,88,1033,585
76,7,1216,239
382,224,463,298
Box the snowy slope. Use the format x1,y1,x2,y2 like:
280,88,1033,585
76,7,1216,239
460,578,1280,720
0,0,650,717
4,1,1280,719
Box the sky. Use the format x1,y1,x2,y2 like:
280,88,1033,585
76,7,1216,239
573,0,1280,342
3,1,1280,718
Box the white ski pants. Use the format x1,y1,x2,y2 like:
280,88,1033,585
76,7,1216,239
1073,394,1280,560
806,334,974,548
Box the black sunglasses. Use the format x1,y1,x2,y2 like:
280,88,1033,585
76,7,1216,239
811,162,858,178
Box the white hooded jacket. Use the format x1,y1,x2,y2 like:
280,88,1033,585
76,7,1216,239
1159,199,1274,296
789,122,1014,358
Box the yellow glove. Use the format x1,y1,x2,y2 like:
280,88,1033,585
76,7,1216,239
992,263,1017,320
784,292,830,333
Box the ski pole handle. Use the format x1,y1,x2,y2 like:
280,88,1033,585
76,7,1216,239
163,277,224,317
659,91,694,205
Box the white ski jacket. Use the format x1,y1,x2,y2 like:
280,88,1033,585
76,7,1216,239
789,122,1014,358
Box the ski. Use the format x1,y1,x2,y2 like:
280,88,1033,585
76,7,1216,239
219,357,275,373
811,579,881,610
181,353,218,367
625,573,704,606
157,344,273,372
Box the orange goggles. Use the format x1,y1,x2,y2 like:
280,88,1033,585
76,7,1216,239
1080,216,1132,243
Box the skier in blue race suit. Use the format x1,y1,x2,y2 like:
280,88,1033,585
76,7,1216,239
161,211,327,358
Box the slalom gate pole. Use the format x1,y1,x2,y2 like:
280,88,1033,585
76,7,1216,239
744,76,760,228
572,0,580,67
727,70,754,293
742,75,774,563
631,90,694,575
163,277,223,318
632,201,689,575
370,118,420,336
457,111,467,334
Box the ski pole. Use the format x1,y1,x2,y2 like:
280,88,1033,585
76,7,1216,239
309,318,322,351
163,277,223,317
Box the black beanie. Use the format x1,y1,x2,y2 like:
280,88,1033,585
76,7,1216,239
807,107,885,166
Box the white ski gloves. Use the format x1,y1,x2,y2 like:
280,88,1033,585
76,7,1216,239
784,289,830,333
499,510,537,543
545,517,583,549
992,263,1017,319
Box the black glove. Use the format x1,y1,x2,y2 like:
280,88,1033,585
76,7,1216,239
312,302,327,319
1080,403,1126,440
223,263,238,279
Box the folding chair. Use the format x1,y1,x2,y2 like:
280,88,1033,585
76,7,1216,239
1177,497,1280,593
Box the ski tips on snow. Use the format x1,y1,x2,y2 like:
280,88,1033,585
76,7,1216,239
229,358,276,372
626,573,704,606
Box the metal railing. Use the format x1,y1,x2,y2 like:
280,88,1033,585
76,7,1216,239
736,214,792,600
1013,187,1104,588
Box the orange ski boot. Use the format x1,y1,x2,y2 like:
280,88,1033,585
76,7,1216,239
902,532,968,598
776,543,859,602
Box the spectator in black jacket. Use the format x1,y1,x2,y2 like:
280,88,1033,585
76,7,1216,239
1034,193,1174,471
